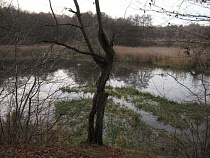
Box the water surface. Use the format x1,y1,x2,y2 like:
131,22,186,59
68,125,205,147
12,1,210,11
0,60,209,132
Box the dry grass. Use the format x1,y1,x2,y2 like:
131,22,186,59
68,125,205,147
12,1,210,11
0,44,68,59
16,44,67,55
1,45,209,68
114,46,210,68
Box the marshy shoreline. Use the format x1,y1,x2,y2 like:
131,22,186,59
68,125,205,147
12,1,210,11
0,44,209,157
1,44,209,67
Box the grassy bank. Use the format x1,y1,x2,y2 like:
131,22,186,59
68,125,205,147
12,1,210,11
0,84,208,157
60,85,208,131
57,84,209,157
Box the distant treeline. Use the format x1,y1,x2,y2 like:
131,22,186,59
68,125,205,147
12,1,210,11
0,5,209,47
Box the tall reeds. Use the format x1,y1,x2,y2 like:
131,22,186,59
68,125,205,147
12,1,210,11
1,45,209,68
0,44,67,59
114,46,210,68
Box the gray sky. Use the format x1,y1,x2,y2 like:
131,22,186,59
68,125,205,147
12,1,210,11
6,0,210,26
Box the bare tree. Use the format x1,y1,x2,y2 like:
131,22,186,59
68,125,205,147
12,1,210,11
0,1,64,145
46,0,115,145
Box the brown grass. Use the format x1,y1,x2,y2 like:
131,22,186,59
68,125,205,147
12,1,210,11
16,44,67,55
1,45,209,68
0,142,151,158
114,46,210,68
0,44,68,59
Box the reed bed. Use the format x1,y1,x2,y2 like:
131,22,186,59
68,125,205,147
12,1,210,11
114,46,210,68
1,45,209,68
0,44,68,59
16,44,67,56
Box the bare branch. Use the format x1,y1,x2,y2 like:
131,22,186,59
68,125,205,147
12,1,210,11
49,0,59,39
167,73,204,104
67,8,77,14
42,40,105,61
140,2,210,22
73,0,95,54
36,114,64,136
45,23,81,29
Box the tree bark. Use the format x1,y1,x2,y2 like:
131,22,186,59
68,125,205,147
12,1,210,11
86,0,115,145
87,61,113,145
48,0,115,145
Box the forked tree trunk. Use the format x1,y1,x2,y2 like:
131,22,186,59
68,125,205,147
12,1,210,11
87,61,113,145
86,0,115,145
47,0,114,145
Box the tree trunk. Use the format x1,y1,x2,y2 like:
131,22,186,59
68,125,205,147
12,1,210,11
87,61,112,145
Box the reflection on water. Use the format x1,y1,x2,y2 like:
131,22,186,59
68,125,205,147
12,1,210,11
112,97,181,134
24,60,208,104
110,62,209,103
0,59,209,131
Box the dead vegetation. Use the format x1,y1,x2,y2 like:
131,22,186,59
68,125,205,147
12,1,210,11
0,142,150,158
114,46,210,68
1,44,209,68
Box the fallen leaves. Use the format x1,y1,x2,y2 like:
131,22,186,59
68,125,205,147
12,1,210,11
0,142,149,158
0,144,89,158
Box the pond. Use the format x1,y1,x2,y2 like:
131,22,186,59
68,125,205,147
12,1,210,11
34,60,209,103
0,59,209,132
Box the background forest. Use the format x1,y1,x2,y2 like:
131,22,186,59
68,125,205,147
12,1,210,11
1,5,209,47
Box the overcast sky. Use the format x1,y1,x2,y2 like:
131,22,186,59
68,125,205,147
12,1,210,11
5,0,210,26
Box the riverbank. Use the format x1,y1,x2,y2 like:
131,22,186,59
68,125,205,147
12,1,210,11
0,83,208,157
0,49,209,157
57,85,209,157
1,44,209,70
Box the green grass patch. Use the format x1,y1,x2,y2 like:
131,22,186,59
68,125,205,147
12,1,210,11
60,84,207,131
115,58,135,62
54,97,152,150
152,61,192,69
57,84,209,156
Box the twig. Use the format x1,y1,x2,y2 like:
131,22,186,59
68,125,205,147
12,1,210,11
36,114,64,136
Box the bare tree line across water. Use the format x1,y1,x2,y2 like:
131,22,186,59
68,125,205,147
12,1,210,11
0,3,209,47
